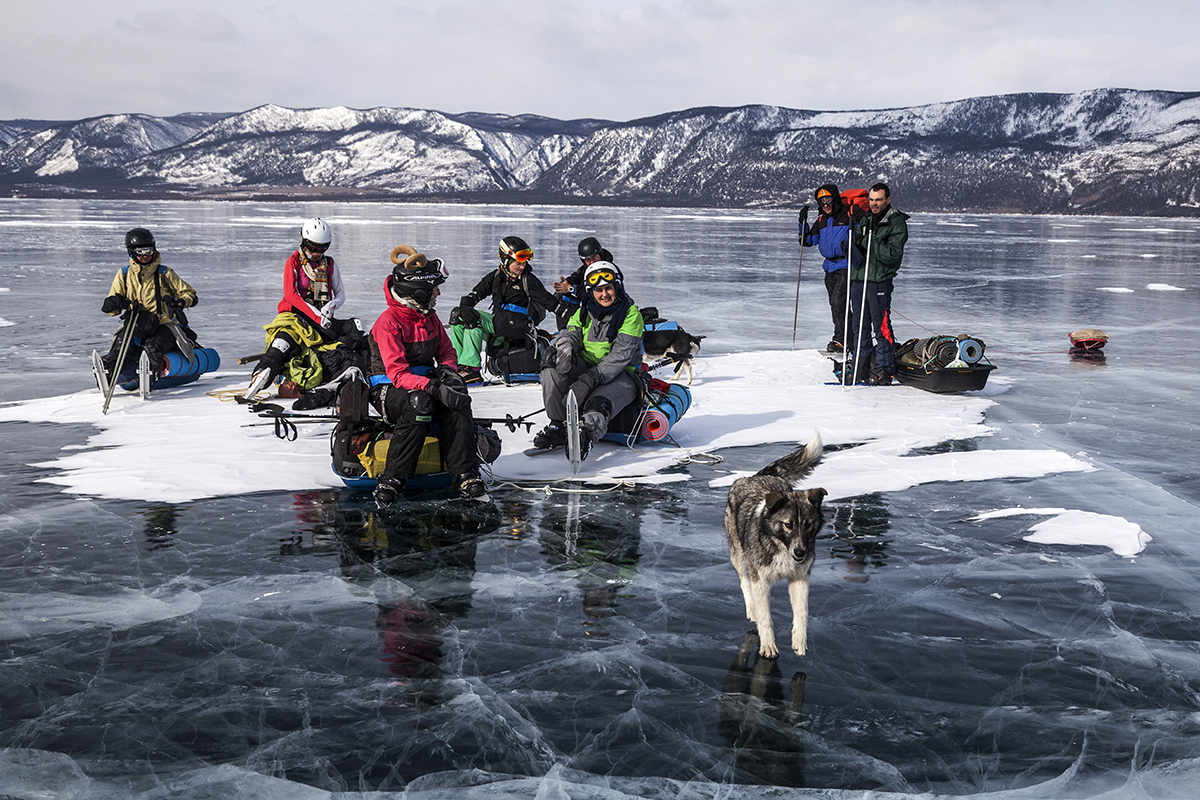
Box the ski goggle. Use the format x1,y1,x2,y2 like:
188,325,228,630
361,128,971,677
818,196,835,206
303,239,330,253
585,268,616,288
502,248,532,263
132,246,155,258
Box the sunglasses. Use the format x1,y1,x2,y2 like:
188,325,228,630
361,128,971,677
585,268,616,288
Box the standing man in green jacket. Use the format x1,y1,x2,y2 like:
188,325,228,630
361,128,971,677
848,183,909,386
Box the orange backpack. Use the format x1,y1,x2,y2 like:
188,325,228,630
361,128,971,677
841,188,870,214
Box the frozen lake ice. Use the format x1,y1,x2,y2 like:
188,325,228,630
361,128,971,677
1,199,1198,798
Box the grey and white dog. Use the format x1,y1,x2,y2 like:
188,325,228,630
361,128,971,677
724,432,827,658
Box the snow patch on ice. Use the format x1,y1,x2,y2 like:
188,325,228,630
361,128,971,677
973,507,1151,557
1146,283,1185,291
0,350,1094,509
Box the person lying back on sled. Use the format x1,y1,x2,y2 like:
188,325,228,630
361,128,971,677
368,245,486,507
244,217,369,406
533,261,644,462
99,227,199,384
448,235,564,384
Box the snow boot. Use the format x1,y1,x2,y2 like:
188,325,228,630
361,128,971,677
374,478,405,508
453,473,488,500
532,421,567,451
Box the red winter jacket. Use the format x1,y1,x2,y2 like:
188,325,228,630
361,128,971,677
369,278,458,391
278,250,345,326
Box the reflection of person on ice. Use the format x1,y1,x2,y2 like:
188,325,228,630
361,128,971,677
533,261,644,462
369,245,486,507
99,227,199,385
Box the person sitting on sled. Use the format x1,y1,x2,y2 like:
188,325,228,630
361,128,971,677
448,235,563,384
552,236,617,330
98,227,199,388
369,245,487,507
244,217,368,406
533,261,644,462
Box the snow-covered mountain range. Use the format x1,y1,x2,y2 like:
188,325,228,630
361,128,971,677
2,89,1197,215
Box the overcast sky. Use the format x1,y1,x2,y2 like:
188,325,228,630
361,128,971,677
3,0,1198,122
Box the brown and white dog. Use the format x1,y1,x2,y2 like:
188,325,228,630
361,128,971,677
724,432,826,658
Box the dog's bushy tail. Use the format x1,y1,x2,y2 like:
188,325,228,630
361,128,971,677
754,431,822,483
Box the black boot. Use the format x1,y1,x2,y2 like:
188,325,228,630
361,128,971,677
453,472,487,499
533,421,567,450
374,478,405,508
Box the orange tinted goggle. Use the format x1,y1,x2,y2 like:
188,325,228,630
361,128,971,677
585,268,615,287
504,248,532,263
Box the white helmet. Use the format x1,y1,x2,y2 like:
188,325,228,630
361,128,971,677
301,217,332,247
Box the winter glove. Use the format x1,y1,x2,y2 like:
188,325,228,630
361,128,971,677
553,296,577,320
102,294,129,314
553,334,577,376
456,305,481,328
426,367,471,411
568,371,598,406
130,309,160,338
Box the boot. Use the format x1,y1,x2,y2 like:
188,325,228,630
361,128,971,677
532,421,567,450
374,478,405,508
453,472,487,499
867,366,894,387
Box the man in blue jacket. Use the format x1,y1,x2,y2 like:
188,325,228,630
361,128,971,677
802,184,857,353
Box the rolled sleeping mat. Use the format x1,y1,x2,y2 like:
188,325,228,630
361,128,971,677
120,347,221,390
637,383,692,443
956,338,984,365
638,408,671,442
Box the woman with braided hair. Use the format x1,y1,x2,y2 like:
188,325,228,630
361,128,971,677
368,245,486,506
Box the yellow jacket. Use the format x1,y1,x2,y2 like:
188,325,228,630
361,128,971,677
105,255,197,324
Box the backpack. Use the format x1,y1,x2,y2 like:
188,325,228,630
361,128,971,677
841,189,870,214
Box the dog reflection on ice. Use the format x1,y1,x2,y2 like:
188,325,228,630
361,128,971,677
724,432,826,658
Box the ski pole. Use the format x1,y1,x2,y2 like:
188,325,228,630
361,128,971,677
101,310,139,414
475,408,545,433
791,205,810,349
848,225,874,388
841,206,856,386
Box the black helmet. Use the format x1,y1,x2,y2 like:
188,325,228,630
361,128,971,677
499,236,532,264
125,228,155,249
577,237,602,259
125,228,155,251
389,245,447,308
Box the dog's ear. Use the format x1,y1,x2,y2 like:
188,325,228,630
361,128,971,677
765,491,790,515
803,487,827,508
